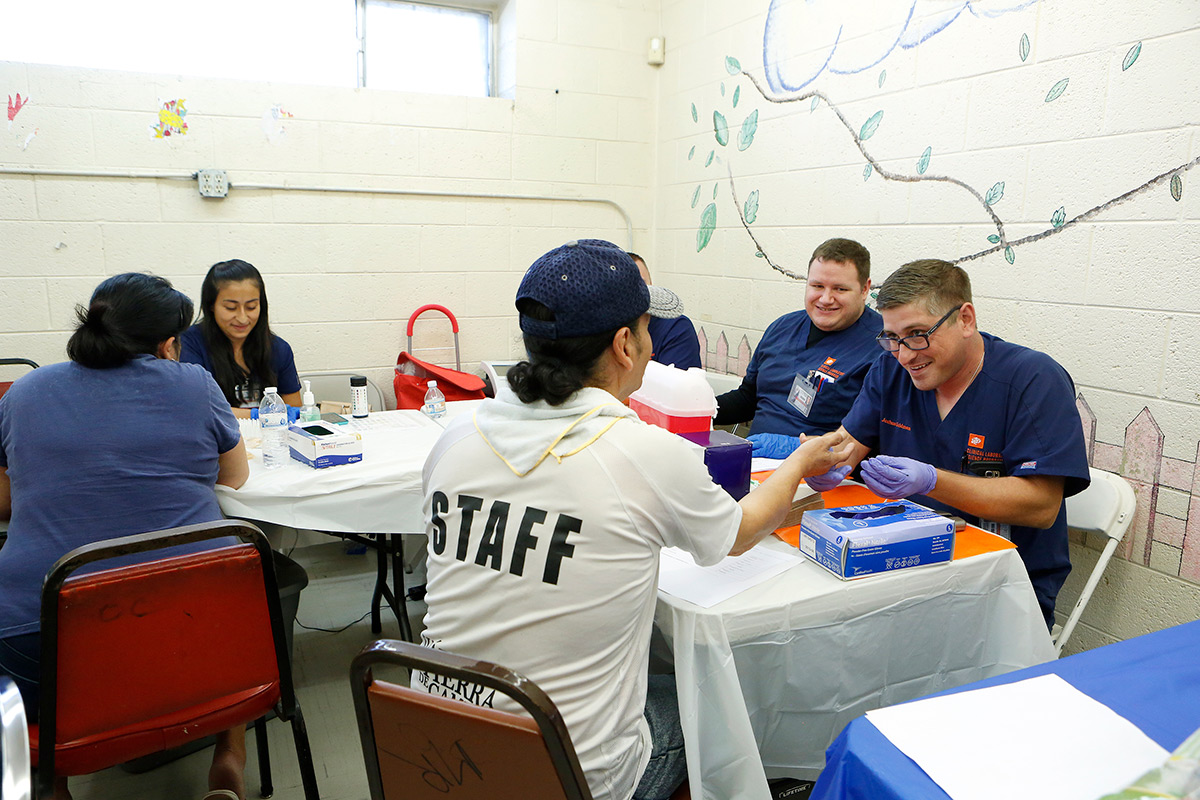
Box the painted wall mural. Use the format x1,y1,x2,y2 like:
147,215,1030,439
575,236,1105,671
688,0,1200,583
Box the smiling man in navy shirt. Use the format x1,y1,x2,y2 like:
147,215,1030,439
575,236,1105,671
715,238,882,455
822,258,1090,627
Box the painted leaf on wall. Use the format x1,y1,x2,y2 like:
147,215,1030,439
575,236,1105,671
1123,42,1142,71
714,110,729,146
1019,33,1030,62
733,86,740,108
725,56,741,75
810,97,819,112
985,181,1005,206
721,83,726,97
744,189,760,224
863,163,873,181
878,70,886,88
1045,78,1069,102
697,203,717,252
691,185,701,209
1004,246,1015,264
859,110,884,140
713,183,718,199
738,109,759,151
1051,206,1066,228
1171,173,1183,201
987,234,1001,244
705,150,714,167
917,146,931,175
691,103,698,123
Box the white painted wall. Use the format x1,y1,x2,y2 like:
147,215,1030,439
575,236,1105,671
653,0,1200,649
0,0,661,400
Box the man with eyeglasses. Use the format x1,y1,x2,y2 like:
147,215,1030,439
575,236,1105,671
813,258,1090,627
714,238,881,455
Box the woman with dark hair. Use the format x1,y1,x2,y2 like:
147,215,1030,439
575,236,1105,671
181,259,301,419
0,273,250,800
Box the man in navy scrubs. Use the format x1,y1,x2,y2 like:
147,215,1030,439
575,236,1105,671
826,258,1090,627
714,238,881,456
628,252,702,370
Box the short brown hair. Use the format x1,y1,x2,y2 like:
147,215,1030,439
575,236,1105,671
875,259,972,315
809,238,871,286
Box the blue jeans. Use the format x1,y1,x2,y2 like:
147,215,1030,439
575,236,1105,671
633,673,687,800
0,632,40,723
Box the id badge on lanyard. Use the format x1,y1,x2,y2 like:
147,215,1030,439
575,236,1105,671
788,371,821,418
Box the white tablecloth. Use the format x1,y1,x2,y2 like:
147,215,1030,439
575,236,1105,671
654,537,1055,800
216,402,483,533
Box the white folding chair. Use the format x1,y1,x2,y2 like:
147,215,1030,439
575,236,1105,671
1,676,32,800
299,372,387,412
1054,468,1136,656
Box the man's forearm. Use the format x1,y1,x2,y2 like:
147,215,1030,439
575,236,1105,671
928,472,1065,529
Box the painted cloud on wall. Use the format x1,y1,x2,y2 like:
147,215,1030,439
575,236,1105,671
763,0,1037,95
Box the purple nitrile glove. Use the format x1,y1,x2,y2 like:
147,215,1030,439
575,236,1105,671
804,464,852,493
747,432,801,459
860,455,937,498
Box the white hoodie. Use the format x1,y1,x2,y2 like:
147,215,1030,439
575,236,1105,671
418,385,740,800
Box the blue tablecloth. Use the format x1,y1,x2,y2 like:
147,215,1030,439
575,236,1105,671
811,618,1200,800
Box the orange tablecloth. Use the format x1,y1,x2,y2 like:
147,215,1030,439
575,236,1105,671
753,472,1017,561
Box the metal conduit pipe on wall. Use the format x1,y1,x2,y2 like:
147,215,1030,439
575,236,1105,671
0,166,635,248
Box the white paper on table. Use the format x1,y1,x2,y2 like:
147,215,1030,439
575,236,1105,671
658,546,802,608
865,673,1169,800
751,456,786,473
344,413,423,432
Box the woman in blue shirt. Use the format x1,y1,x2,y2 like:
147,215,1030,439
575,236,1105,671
181,259,301,419
0,273,250,800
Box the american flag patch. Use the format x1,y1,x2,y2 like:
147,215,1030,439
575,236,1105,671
1019,460,1037,469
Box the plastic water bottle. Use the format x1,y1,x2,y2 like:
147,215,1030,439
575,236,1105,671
423,380,446,419
260,387,290,469
299,379,320,423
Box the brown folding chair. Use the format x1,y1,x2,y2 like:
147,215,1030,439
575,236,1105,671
350,638,592,800
33,520,319,799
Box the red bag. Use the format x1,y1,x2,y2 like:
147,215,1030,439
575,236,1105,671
393,305,486,409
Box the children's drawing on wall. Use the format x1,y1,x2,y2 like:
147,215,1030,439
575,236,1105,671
689,0,1194,273
7,92,36,150
261,103,294,145
149,98,188,138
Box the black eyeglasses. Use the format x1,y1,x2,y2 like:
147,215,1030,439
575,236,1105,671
875,305,962,352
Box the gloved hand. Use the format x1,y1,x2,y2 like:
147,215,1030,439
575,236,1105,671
747,433,801,459
249,406,302,423
803,464,852,492
860,455,937,498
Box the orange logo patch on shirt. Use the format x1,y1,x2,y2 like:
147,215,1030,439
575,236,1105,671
823,357,837,366
968,433,985,449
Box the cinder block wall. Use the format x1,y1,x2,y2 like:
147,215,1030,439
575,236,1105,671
653,0,1200,651
0,0,660,402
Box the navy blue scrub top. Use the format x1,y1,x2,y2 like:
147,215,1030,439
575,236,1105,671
648,314,702,370
744,306,883,437
842,332,1091,623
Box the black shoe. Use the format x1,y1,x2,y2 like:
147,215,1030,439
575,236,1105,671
768,777,814,800
407,583,427,602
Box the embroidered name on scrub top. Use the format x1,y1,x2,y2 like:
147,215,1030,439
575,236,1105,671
429,492,579,585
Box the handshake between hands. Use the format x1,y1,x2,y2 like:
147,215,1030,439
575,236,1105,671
748,431,937,498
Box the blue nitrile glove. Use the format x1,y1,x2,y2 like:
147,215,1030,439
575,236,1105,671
748,433,801,459
804,464,852,493
250,408,258,421
287,406,301,423
860,455,938,498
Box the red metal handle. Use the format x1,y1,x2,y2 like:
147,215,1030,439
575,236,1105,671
406,304,459,336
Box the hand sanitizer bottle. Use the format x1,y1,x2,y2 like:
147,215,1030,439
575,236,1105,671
299,379,320,423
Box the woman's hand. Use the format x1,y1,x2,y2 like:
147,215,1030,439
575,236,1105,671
788,429,852,478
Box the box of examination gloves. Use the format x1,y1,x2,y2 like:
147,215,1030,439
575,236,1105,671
288,422,363,468
798,499,954,580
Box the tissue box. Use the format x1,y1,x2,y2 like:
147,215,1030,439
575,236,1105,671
677,430,752,499
799,499,954,579
288,422,363,468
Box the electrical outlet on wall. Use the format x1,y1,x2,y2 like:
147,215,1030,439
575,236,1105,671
197,169,229,198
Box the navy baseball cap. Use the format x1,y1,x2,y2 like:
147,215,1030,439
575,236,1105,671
516,239,684,339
